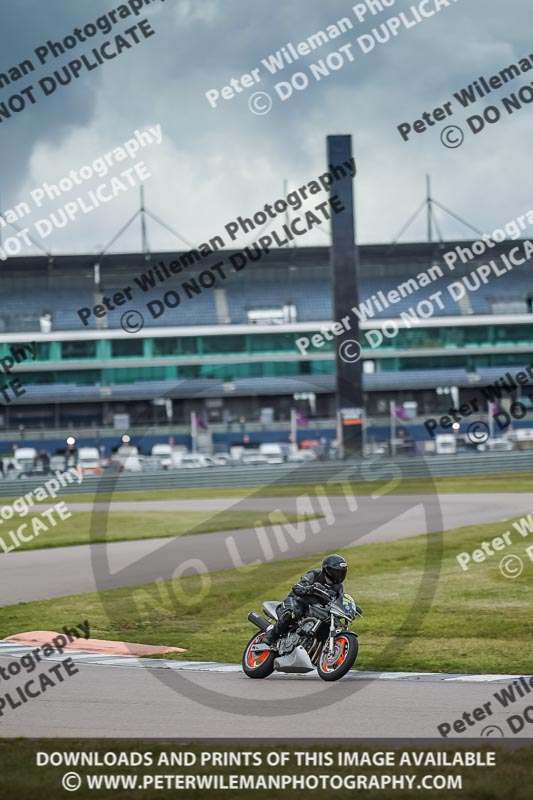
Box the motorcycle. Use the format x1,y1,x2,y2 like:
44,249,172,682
242,586,363,682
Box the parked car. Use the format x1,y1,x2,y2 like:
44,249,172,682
179,454,216,468
362,443,387,457
477,437,514,452
12,447,38,472
259,443,289,464
77,447,102,475
239,452,270,465
435,434,457,455
288,449,318,462
124,453,144,471
7,447,54,478
513,428,533,449
151,443,173,470
212,453,236,466
112,445,143,472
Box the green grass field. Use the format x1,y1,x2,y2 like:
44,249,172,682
0,471,530,506
1,514,531,673
0,510,318,552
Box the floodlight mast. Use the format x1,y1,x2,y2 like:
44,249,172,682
327,134,363,458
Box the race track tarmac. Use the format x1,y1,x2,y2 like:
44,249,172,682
0,493,530,603
0,654,530,739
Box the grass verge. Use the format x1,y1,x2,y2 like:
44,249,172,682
0,510,318,552
0,471,530,505
1,515,531,673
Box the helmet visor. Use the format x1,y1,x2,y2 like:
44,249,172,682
325,563,347,583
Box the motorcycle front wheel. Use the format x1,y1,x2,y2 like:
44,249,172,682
242,632,276,678
317,633,358,681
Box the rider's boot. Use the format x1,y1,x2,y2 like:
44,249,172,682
264,614,291,647
263,625,276,646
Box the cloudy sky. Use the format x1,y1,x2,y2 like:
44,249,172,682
0,0,531,256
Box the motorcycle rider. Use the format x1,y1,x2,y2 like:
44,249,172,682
263,554,348,648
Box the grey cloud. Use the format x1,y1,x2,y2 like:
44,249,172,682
1,0,532,255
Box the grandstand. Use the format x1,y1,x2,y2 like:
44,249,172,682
3,242,532,332
1,239,533,453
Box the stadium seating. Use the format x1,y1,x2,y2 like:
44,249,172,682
2,252,532,333
0,290,94,332
0,286,220,331
224,281,330,323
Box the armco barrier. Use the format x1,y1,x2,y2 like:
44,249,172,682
0,451,530,497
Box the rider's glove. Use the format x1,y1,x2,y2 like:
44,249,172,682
292,582,310,597
311,584,331,603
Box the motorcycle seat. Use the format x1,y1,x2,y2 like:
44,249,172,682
263,601,281,620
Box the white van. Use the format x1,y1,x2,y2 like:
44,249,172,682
259,443,288,464
77,447,102,475
113,445,143,472
13,447,38,471
151,443,173,469
435,435,457,455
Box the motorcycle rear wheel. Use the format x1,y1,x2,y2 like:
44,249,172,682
242,632,276,678
317,632,358,681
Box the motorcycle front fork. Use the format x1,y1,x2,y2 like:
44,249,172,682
327,617,337,658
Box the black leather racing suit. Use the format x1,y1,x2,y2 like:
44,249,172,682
266,568,344,643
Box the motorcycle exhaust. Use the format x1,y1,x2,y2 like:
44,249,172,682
307,639,322,665
247,611,270,631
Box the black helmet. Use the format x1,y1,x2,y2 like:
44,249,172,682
322,554,347,584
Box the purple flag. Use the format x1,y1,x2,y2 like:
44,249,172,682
394,405,410,422
295,412,309,427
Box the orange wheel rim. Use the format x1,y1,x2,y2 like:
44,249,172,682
321,636,349,672
246,636,270,668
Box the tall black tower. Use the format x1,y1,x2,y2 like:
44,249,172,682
327,135,363,457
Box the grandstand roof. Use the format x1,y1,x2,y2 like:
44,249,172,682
3,238,531,282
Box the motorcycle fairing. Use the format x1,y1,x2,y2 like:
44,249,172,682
273,646,314,673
